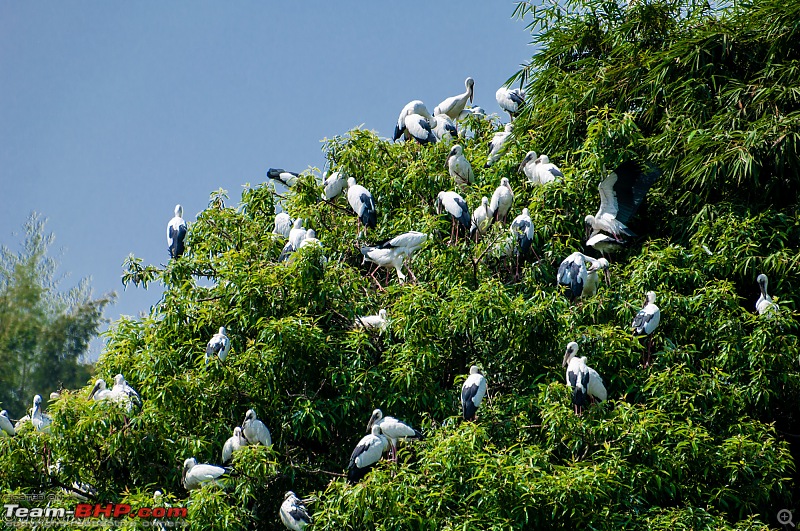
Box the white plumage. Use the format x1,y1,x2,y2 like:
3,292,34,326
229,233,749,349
0,410,15,436
347,425,388,483
394,100,433,142
361,246,408,286
167,204,188,259
280,219,309,262
557,252,608,301
242,409,272,447
323,170,348,200
88,378,113,401
446,144,474,187
510,208,534,257
182,457,226,490
111,374,142,410
434,77,475,120
495,86,525,119
489,178,514,223
267,168,300,187
470,196,491,239
347,177,378,234
485,123,513,167
354,309,389,331
436,191,471,243
633,290,661,366
274,212,292,238
756,274,777,316
561,342,606,415
280,491,312,531
586,232,625,256
29,394,52,432
519,151,562,185
461,366,487,421
222,426,247,465
205,327,231,364
431,114,458,143
366,409,423,461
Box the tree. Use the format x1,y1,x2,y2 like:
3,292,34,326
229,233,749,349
0,214,114,418
0,0,797,529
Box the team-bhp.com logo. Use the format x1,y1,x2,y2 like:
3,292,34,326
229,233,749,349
4,499,187,528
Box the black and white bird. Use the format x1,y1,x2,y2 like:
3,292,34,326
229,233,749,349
347,425,389,484
88,378,113,401
182,457,226,490
29,394,52,432
434,77,475,120
519,152,563,185
323,170,348,201
436,191,471,244
557,252,609,301
280,491,312,531
562,342,607,415
632,291,661,366
510,208,535,278
431,114,458,143
347,177,377,236
485,123,513,168
756,274,778,316
446,145,474,188
495,86,525,120
242,409,272,446
111,374,142,410
205,327,231,364
584,161,660,243
470,196,491,240
354,308,389,331
585,232,626,257
221,426,247,465
0,410,15,436
489,178,514,224
267,168,301,187
394,100,433,142
274,212,292,239
167,204,188,259
280,219,309,262
461,366,487,421
366,409,424,461
361,245,409,288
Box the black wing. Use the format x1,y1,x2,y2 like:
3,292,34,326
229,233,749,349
632,309,651,333
453,196,471,229
289,505,311,524
206,338,222,357
462,383,480,421
612,161,661,225
558,259,583,300
278,241,295,262
444,121,457,138
509,91,525,106
359,193,377,228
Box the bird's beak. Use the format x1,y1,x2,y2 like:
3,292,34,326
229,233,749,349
445,155,451,169
584,223,592,242
181,466,187,487
469,92,474,104
562,350,570,368
367,412,378,433
88,381,100,399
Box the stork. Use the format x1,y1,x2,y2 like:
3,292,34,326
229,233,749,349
280,491,312,530
495,86,525,120
557,252,609,301
241,409,272,446
394,100,433,142
510,207,535,278
347,177,377,237
519,152,562,185
562,342,607,415
267,168,300,187
485,123,513,168
354,309,389,331
489,178,514,224
221,427,247,465
435,191,471,244
167,204,188,259
446,144,474,188
205,327,231,364
756,274,778,316
274,212,292,239
470,197,491,241
323,170,348,201
347,425,388,483
0,410,15,436
434,77,475,120
182,458,226,490
632,291,661,366
366,409,423,461
461,366,487,421
431,114,458,143
111,374,142,410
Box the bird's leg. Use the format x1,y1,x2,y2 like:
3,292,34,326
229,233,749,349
370,269,386,292
406,265,418,283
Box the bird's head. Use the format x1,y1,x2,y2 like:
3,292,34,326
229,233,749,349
562,342,579,368
504,123,514,133
584,215,595,240
284,491,297,501
367,409,383,432
537,154,550,165
469,365,482,375
244,409,256,423
347,177,356,188
435,193,444,214
466,77,475,101
1,410,8,418
757,273,768,291
114,374,125,386
370,425,383,437
233,426,242,437
33,394,42,408
378,309,387,319
88,379,106,399
646,291,657,305
174,204,183,217
219,326,227,335
519,151,536,173
500,177,511,189
181,457,196,485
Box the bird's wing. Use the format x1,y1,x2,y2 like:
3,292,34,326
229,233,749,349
632,308,649,331
405,115,434,142
278,241,295,262
288,505,312,524
206,336,222,356
612,161,661,224
194,465,225,481
597,172,620,219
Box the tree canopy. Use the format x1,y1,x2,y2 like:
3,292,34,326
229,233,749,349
1,0,797,529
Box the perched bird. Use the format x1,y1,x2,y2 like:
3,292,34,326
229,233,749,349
510,208,535,278
461,366,487,421
88,378,113,401
394,100,433,142
29,394,52,433
495,86,525,119
376,231,428,258
446,145,474,188
182,457,226,490
347,425,388,484
457,105,488,121
431,114,458,143
519,152,562,185
280,219,308,262
347,177,377,236
241,409,272,446
280,491,312,531
434,77,475,120
756,273,778,316
167,204,188,259
268,168,301,187
0,410,15,436
323,170,348,201
489,178,514,224
361,245,410,288
485,123,513,167
274,212,292,238
436,191,471,244
562,342,606,415
632,291,661,366
222,427,248,465
557,252,609,301
111,374,142,410
205,327,231,364
366,409,424,461
470,196,491,240
586,232,626,257
404,112,437,144
584,161,660,242
354,309,389,331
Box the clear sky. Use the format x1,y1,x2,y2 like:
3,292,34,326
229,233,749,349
0,1,534,359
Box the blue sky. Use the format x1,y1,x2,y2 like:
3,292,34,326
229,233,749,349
0,2,534,359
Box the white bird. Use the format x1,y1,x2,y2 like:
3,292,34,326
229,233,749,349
557,252,608,301
436,191,471,244
354,309,389,331
242,409,272,446
347,425,388,484
222,426,248,465
485,123,513,168
586,232,626,256
457,105,487,121
404,112,437,144
632,291,661,366
0,410,15,436
167,204,188,259
756,274,778,316
274,212,292,238
510,208,535,279
360,245,409,288
519,151,562,185
585,161,660,242
431,114,458,143
298,229,322,250
267,168,300,187
461,366,487,421
495,86,526,119
393,100,433,142
323,170,348,200
205,327,231,364
446,145,474,188
111,374,142,410
182,457,226,490
434,77,475,120
366,409,423,461
562,342,606,415
376,231,428,257
470,197,491,240
347,177,377,235
279,219,308,262
489,178,514,224
280,491,312,531
88,378,113,401
30,394,52,432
